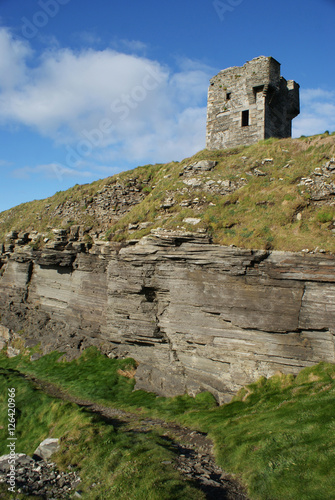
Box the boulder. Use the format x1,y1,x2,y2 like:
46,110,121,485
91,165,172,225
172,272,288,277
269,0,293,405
34,438,60,461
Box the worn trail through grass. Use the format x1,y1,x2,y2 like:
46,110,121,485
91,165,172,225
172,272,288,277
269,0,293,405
2,349,335,499
27,374,249,500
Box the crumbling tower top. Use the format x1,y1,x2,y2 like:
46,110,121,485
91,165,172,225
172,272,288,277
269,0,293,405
206,56,300,150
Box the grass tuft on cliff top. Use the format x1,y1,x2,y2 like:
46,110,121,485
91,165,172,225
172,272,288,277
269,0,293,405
1,132,335,252
1,347,335,499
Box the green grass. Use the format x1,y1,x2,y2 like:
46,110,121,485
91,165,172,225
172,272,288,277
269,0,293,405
1,348,335,499
1,134,335,252
125,133,335,252
182,366,335,500
0,347,217,414
0,366,205,500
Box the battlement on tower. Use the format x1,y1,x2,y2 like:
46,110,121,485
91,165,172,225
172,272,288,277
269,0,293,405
206,56,300,150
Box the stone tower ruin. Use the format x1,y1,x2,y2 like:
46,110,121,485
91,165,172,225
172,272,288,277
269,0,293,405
206,56,300,150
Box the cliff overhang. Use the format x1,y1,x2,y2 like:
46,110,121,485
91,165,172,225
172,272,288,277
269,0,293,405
1,230,334,403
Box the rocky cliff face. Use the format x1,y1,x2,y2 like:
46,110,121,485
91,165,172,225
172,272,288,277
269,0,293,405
1,231,334,402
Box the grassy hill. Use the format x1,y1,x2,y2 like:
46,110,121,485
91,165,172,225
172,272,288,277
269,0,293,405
1,132,335,252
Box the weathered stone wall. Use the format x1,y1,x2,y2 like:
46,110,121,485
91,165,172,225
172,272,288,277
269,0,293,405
0,233,334,402
206,56,300,150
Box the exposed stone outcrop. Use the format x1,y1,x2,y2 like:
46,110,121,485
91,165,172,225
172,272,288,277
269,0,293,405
0,176,150,243
0,232,334,403
0,453,81,498
298,157,335,203
52,178,148,232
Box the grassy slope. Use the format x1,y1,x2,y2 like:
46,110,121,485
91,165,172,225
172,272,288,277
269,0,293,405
1,133,335,252
1,348,335,500
0,363,205,500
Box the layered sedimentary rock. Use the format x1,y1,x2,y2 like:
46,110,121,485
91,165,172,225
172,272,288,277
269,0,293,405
0,232,334,402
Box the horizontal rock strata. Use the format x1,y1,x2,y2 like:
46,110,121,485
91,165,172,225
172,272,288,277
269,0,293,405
0,232,334,402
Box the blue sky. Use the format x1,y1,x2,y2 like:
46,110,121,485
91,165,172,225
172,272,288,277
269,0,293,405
0,0,334,212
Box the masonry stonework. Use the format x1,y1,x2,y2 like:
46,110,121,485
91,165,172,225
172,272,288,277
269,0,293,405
206,56,300,150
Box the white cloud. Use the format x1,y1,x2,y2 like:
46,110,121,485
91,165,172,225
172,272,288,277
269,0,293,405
115,106,208,162
0,47,168,135
0,27,32,90
74,31,102,46
116,39,148,54
12,163,93,180
293,88,335,137
0,159,12,167
0,27,211,169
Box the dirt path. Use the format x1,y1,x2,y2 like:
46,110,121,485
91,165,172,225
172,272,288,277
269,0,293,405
28,375,250,500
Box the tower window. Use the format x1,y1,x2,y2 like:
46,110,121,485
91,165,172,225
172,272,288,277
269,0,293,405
241,110,249,127
226,92,231,100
